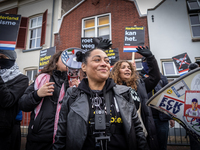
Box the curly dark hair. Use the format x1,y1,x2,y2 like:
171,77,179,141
110,60,139,90
37,50,63,76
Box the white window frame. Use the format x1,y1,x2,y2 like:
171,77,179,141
188,13,200,39
187,0,200,11
162,61,179,77
82,13,112,40
28,15,43,49
134,59,143,71
25,68,38,85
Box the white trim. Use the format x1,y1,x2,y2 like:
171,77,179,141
54,0,85,34
81,13,111,40
132,0,147,17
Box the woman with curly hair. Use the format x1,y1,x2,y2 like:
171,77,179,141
110,46,160,150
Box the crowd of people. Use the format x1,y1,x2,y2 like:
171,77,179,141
0,40,199,150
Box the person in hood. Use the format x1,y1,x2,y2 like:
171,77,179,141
0,50,29,150
19,51,79,150
53,48,148,150
110,46,160,150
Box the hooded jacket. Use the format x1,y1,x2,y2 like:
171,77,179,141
53,78,149,150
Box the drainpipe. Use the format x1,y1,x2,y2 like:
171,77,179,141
50,0,55,47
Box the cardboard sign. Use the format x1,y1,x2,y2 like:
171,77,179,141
104,48,119,66
0,14,21,50
147,67,200,143
81,37,102,51
39,47,56,71
123,26,145,52
172,53,191,76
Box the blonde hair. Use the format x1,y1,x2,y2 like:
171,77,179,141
110,60,139,90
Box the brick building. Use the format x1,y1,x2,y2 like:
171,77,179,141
54,0,149,60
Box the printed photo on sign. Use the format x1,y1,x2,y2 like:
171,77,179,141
171,80,190,97
184,91,200,119
172,53,191,76
191,73,200,90
157,93,184,118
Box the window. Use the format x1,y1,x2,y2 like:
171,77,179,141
82,13,111,39
187,0,200,11
135,59,143,71
29,16,42,49
162,61,179,77
187,0,200,40
189,14,200,38
16,9,47,50
26,69,37,84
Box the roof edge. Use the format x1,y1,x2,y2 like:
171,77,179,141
54,0,85,34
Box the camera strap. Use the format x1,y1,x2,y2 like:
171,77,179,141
103,88,111,127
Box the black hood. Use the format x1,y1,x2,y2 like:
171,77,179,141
78,78,116,96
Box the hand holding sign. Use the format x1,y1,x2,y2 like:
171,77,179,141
136,46,152,58
97,39,112,50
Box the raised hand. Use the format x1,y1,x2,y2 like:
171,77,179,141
96,39,112,50
136,46,152,58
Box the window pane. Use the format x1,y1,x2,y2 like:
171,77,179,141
136,62,142,69
98,26,109,36
37,28,41,37
31,18,36,28
30,29,36,38
188,1,200,9
98,16,109,25
163,62,176,75
192,26,200,36
37,16,42,26
84,28,95,37
29,39,35,48
190,15,200,25
33,70,38,80
36,38,41,47
84,19,94,28
26,70,32,80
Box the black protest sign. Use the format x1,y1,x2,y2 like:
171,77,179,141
172,53,191,76
81,37,102,51
39,47,56,71
0,14,21,42
123,26,145,52
104,48,119,66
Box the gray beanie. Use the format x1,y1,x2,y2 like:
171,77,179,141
0,50,17,60
188,63,199,72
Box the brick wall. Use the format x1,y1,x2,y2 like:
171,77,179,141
55,0,149,60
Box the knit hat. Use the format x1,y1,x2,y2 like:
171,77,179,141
188,63,199,72
0,50,17,60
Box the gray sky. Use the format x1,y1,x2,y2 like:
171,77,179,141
136,0,162,14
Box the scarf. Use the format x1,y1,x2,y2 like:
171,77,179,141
34,73,65,143
0,63,21,82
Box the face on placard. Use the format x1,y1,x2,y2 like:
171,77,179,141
56,56,68,72
119,62,132,82
82,49,110,83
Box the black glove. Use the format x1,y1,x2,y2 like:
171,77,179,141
96,39,112,50
136,46,152,58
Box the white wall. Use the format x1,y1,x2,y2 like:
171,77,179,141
147,0,200,70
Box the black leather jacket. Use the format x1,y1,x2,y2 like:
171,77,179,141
53,84,149,150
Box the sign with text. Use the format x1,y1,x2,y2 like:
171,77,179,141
39,47,56,71
123,26,145,52
147,67,200,143
104,48,119,66
0,13,21,50
81,37,102,51
172,53,191,76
